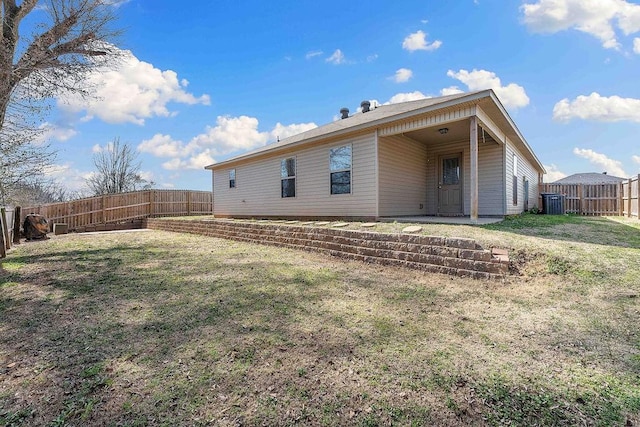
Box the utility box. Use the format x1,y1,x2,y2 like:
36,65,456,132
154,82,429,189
53,223,69,235
541,193,565,215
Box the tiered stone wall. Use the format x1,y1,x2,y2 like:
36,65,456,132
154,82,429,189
146,219,509,279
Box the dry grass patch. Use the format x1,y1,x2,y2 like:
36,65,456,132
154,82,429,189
1,216,639,426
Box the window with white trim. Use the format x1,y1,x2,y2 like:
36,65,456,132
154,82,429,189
229,169,236,188
329,144,351,195
281,157,296,198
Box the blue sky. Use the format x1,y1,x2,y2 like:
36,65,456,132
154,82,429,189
36,0,640,192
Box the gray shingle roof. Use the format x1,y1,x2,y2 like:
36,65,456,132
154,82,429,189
205,91,485,169
553,172,627,184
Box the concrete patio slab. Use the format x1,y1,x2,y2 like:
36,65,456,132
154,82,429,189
381,216,503,225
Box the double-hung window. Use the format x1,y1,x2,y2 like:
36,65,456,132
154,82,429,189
229,169,236,188
329,145,351,195
281,157,296,198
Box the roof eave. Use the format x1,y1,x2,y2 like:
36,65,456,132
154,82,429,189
486,91,546,174
205,90,496,170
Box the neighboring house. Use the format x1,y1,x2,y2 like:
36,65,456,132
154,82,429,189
552,172,627,185
205,90,545,222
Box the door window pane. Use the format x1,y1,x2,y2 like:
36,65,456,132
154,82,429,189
442,158,459,185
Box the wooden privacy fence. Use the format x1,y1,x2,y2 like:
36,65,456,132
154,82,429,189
539,175,639,218
0,206,20,259
622,176,639,219
22,190,213,231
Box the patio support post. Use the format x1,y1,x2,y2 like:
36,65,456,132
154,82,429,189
470,116,479,223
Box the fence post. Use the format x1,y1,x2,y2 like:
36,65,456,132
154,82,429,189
0,213,6,259
636,175,640,219
101,195,106,224
628,178,633,218
13,206,21,244
187,191,192,216
149,190,155,217
0,208,9,251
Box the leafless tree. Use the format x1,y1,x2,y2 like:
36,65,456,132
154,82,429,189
87,137,152,195
1,0,121,203
1,0,120,128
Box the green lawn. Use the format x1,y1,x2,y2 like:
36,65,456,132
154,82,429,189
1,215,639,426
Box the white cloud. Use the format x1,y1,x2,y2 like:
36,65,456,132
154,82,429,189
58,47,210,125
163,151,216,171
326,49,346,65
387,91,428,104
367,54,379,62
521,0,640,50
402,30,442,51
573,148,628,177
392,68,413,83
33,122,77,145
634,37,640,53
138,134,185,158
305,50,323,59
632,155,640,164
542,164,567,182
446,69,530,109
146,116,318,170
440,86,465,96
553,92,640,122
42,163,93,193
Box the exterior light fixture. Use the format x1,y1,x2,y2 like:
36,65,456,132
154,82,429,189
438,128,449,135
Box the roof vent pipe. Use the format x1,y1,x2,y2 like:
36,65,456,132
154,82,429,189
361,100,371,113
340,107,349,119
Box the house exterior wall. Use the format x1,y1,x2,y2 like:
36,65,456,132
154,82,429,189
378,135,428,216
424,139,504,216
212,133,378,218
506,140,539,215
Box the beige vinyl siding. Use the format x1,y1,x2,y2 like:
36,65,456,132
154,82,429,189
425,139,505,216
506,141,539,215
477,141,505,216
213,133,377,217
378,135,428,216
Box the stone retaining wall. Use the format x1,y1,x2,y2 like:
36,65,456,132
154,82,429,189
146,219,509,279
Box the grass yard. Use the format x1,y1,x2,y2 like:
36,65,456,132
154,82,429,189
1,214,639,426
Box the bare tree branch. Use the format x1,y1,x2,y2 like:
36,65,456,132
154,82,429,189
86,137,152,196
0,0,122,204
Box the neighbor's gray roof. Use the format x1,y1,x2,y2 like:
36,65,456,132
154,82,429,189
553,172,627,184
205,89,542,170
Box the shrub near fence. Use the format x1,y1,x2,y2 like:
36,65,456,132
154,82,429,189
22,190,213,231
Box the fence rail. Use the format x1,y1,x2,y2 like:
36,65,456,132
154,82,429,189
22,189,213,230
539,176,639,218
